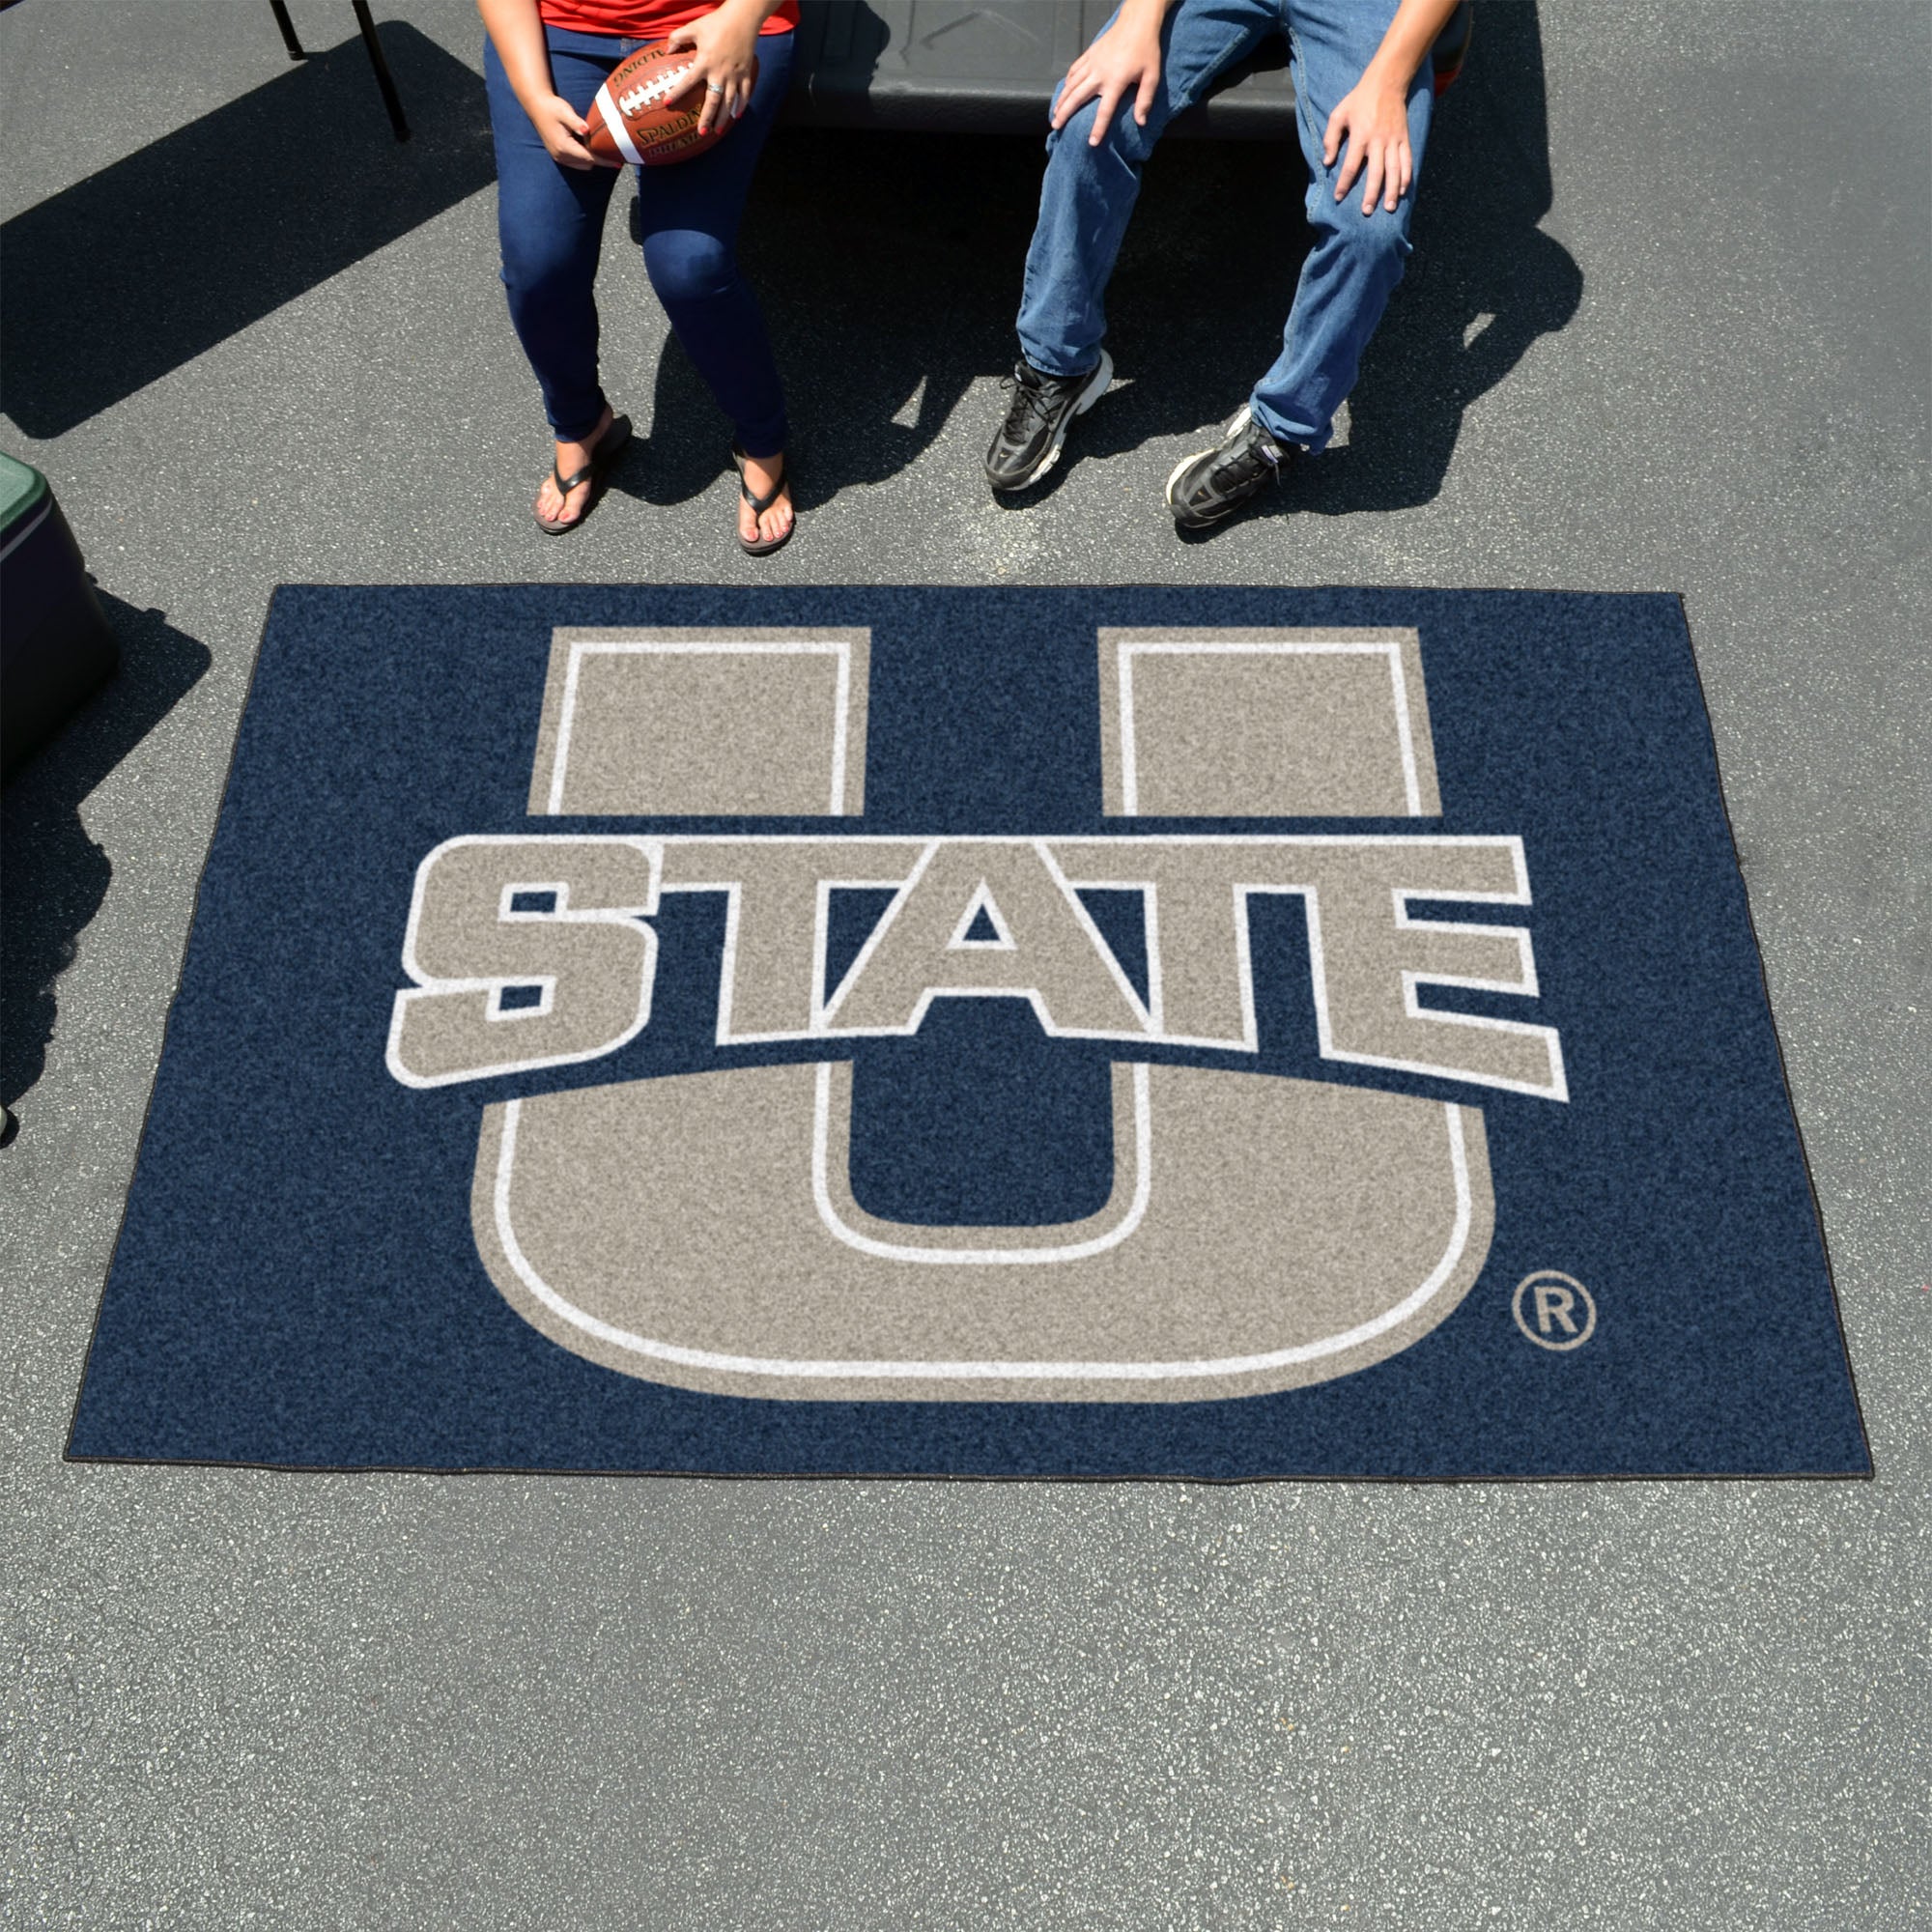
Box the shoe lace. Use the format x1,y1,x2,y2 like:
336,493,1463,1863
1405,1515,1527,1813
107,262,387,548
999,368,1055,438
1216,429,1284,491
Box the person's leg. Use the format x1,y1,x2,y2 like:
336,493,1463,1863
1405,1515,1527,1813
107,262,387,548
634,32,794,547
486,34,624,525
1248,0,1433,450
487,35,620,439
986,0,1278,491
1015,0,1280,380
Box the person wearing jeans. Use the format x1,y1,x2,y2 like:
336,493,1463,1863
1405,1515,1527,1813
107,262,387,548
481,0,799,554
984,0,1458,530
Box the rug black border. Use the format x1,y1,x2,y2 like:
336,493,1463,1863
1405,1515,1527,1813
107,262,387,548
59,584,1877,1486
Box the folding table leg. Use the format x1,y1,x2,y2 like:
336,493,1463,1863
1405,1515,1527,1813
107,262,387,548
269,0,306,60
351,0,411,142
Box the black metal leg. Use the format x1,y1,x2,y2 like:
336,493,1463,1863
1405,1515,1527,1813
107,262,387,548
351,0,411,142
269,0,306,60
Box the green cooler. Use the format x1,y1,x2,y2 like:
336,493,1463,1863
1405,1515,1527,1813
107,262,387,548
1,452,117,776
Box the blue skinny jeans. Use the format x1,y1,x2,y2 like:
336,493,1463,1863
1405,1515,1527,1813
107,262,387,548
1017,0,1433,451
484,26,793,455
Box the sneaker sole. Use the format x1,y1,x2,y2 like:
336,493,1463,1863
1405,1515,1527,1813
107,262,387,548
991,349,1114,493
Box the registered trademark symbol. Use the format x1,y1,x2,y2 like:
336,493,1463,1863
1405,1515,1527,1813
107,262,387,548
1513,1271,1597,1350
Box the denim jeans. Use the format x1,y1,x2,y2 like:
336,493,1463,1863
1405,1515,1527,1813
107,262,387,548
1016,0,1433,450
484,26,793,454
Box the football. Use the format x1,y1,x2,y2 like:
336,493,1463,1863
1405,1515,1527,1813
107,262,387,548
582,43,754,168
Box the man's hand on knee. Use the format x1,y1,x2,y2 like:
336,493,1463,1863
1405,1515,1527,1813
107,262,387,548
1325,0,1460,213
1322,77,1415,215
1051,0,1179,147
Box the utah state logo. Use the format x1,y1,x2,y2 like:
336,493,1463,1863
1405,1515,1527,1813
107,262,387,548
384,622,1564,1404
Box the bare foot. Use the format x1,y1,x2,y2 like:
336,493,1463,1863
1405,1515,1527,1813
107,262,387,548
534,405,614,529
736,449,794,550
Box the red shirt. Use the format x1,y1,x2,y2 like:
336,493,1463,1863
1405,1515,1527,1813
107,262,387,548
540,0,799,37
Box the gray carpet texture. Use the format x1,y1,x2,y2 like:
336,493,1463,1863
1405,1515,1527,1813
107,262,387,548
3,2,1927,1926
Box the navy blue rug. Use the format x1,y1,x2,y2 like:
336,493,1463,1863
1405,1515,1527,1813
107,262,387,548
68,587,1868,1478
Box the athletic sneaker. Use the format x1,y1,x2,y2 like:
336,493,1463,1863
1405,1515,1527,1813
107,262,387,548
983,350,1114,492
1165,405,1293,529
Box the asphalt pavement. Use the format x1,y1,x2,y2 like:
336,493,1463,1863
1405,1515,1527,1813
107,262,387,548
3,2,1928,1926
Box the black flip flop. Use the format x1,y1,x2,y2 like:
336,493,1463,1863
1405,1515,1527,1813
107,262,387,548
731,442,794,557
534,412,632,535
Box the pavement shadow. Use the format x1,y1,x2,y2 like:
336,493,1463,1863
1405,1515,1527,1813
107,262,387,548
622,0,1575,516
0,24,495,440
1,596,211,1116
